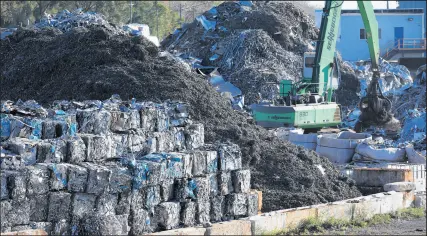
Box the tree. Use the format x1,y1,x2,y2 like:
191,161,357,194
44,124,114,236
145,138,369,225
168,1,221,24
33,1,58,21
96,1,128,26
131,1,179,40
0,0,198,36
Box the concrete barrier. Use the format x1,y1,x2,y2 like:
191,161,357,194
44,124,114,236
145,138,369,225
384,182,416,192
282,206,317,229
403,191,416,208
1,229,48,235
415,193,426,209
317,201,355,221
206,220,252,235
147,189,418,235
251,189,263,214
289,133,318,151
351,196,381,220
352,168,414,187
249,210,286,235
149,227,206,235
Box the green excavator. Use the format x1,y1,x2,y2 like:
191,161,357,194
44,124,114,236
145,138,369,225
252,1,394,133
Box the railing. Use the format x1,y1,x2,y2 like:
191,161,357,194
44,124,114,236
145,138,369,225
382,39,398,59
396,38,426,50
382,38,426,59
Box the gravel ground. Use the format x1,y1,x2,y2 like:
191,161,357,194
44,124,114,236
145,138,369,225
324,217,427,235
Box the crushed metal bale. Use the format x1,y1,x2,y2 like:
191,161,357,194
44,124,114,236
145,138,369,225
0,98,257,234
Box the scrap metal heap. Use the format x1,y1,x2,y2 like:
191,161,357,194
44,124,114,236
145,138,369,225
341,60,424,137
0,5,363,226
33,8,121,34
162,1,317,105
0,97,258,234
5,2,424,234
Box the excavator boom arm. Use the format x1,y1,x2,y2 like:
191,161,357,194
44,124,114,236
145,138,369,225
357,1,380,71
312,1,343,100
313,1,393,130
313,1,381,96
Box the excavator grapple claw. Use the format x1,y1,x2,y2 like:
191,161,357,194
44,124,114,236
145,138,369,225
358,95,392,122
354,78,399,133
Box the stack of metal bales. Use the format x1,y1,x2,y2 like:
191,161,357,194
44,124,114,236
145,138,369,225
0,96,257,235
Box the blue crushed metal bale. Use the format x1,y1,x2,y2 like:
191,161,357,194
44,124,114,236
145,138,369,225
25,164,50,196
67,164,88,193
0,98,252,234
180,201,196,227
71,193,97,220
218,143,243,171
29,194,49,222
47,163,69,190
5,138,38,165
154,202,181,230
47,192,72,222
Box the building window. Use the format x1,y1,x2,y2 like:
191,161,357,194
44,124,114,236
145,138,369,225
360,29,366,39
360,28,382,39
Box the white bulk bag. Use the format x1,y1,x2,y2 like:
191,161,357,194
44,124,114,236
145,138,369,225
316,131,372,164
277,128,303,141
405,144,426,164
289,133,318,150
353,142,406,162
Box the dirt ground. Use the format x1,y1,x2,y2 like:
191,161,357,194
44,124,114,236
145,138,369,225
324,217,427,235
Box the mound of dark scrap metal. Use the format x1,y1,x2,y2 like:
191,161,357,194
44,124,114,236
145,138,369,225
161,1,318,105
0,8,361,230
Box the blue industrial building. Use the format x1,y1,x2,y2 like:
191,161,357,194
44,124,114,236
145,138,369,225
398,0,426,35
315,1,426,62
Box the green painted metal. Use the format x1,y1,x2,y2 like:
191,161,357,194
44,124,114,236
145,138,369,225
312,1,343,101
253,103,341,129
279,80,293,97
357,1,380,70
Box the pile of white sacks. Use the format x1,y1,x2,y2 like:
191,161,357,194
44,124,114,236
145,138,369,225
276,129,426,165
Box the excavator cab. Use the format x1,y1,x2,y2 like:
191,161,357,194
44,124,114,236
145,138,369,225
302,51,340,99
303,52,315,82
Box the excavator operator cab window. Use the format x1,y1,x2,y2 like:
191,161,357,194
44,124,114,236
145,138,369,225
304,56,315,68
303,55,315,79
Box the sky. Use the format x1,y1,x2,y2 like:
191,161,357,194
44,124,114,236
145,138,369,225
308,1,398,9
